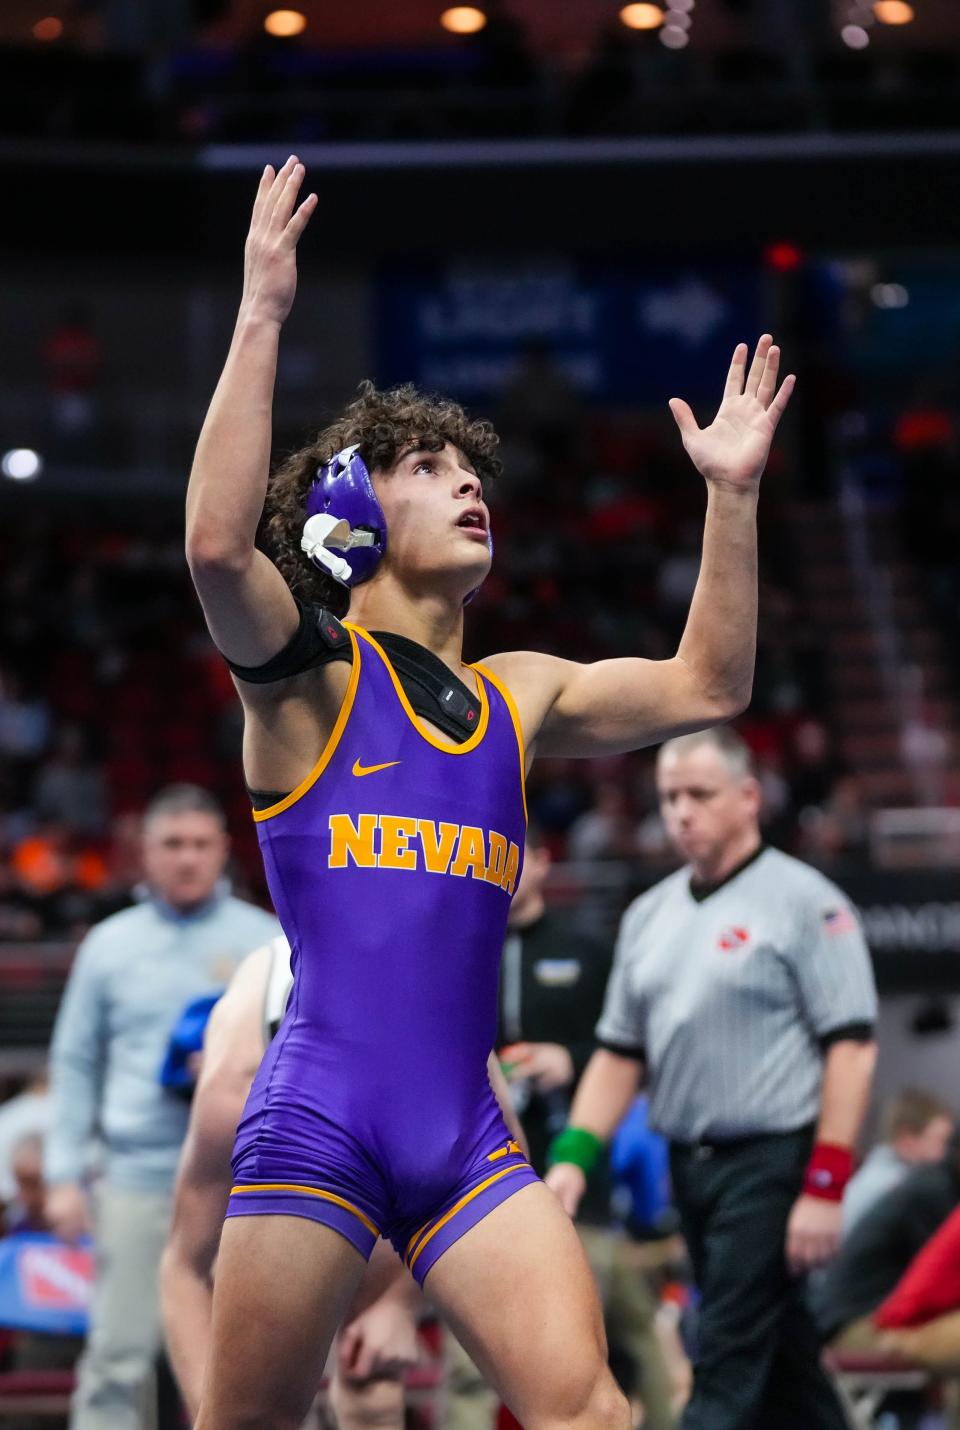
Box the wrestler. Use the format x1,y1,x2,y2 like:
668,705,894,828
184,156,794,1430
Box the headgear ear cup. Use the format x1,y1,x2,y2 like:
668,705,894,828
303,446,387,589
302,445,491,603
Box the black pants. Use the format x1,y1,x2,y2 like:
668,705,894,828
670,1127,848,1430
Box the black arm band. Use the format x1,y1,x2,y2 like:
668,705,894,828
223,601,351,684
595,1037,646,1062
819,1022,876,1050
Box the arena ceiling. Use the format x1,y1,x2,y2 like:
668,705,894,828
1,0,958,59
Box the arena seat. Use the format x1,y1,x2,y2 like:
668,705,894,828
823,1348,931,1429
0,1367,75,1419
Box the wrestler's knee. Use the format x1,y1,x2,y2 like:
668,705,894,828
582,1373,632,1429
533,1363,630,1430
196,1407,308,1430
328,1372,405,1429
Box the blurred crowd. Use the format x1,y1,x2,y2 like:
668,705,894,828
0,350,866,942
0,808,957,1427
3,7,959,148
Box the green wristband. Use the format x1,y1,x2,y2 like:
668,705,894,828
547,1126,603,1176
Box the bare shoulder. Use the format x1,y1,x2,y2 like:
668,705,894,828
200,944,272,1086
234,657,354,795
475,648,572,755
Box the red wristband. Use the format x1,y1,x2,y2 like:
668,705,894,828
803,1142,854,1202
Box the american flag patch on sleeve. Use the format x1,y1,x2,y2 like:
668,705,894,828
822,906,858,935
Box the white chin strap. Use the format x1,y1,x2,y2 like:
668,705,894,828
302,512,377,586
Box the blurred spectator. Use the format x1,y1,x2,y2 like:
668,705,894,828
568,781,639,862
0,669,51,763
7,1133,49,1233
655,522,701,614
787,718,845,811
812,1135,960,1352
843,1088,955,1238
44,784,279,1430
876,1203,960,1340
10,820,111,938
42,306,103,446
32,724,108,837
1,1131,86,1423
0,1074,50,1208
797,774,869,867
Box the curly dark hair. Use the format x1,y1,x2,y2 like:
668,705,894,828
263,380,502,613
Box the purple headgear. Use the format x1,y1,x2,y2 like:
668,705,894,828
304,445,385,588
303,443,492,602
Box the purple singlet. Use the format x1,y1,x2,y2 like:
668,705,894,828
227,624,537,1283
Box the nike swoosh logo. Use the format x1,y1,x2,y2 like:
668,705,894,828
352,758,402,778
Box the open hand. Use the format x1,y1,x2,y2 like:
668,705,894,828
785,1193,842,1274
45,1182,90,1244
544,1161,586,1219
669,335,795,492
241,155,318,327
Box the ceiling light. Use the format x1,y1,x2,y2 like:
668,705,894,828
2,450,43,482
619,4,665,30
440,6,488,33
871,282,909,308
841,23,870,47
660,23,690,46
263,10,307,38
665,10,692,28
33,17,63,41
874,0,914,21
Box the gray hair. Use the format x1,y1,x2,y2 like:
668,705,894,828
657,725,755,780
143,784,226,830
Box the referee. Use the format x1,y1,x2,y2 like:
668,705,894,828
546,727,878,1430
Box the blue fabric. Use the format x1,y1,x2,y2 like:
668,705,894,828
0,1232,92,1335
610,1096,671,1231
159,991,223,1095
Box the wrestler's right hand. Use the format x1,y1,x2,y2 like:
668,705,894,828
544,1162,586,1220
45,1181,91,1244
240,155,318,327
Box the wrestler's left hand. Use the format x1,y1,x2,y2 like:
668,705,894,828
669,334,795,492
785,1193,842,1274
337,1298,421,1383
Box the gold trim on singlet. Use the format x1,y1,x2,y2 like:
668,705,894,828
251,627,362,822
230,1182,380,1238
470,662,529,825
346,625,490,755
404,1163,528,1273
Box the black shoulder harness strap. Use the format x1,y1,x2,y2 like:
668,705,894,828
228,603,483,808
224,600,351,685
369,630,482,744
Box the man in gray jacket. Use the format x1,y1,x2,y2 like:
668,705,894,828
44,784,280,1430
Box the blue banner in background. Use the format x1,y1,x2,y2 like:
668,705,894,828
0,1233,92,1335
376,261,761,407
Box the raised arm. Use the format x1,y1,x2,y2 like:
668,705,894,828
185,157,317,668
489,336,795,759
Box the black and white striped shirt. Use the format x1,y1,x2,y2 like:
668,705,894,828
596,846,877,1143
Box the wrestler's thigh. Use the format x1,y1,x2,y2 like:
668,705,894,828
425,1182,628,1429
196,1214,366,1430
